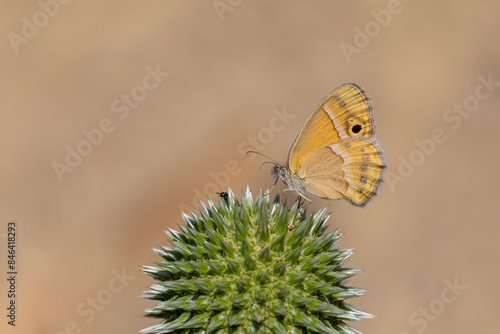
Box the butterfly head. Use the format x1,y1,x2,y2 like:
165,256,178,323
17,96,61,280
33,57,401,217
271,163,288,183
247,150,299,193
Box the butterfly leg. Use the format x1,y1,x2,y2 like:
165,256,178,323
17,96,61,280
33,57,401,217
297,192,311,206
264,179,279,196
282,188,297,199
282,189,311,205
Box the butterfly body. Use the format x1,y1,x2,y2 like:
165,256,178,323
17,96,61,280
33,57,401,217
272,164,306,195
270,83,386,206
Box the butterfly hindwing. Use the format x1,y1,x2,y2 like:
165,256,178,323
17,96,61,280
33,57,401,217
331,139,385,205
300,139,385,205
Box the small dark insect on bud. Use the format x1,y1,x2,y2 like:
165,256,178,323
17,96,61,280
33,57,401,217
217,191,229,202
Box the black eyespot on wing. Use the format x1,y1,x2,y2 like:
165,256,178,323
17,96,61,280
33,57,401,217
352,124,362,133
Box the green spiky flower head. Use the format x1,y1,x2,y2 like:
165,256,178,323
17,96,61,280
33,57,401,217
141,188,372,333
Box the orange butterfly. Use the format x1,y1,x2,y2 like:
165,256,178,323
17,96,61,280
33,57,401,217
252,83,386,206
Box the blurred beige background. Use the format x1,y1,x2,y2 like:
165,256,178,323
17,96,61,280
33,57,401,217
1,1,499,333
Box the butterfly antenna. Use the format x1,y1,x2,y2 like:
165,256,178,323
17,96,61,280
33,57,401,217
246,150,280,165
259,161,276,169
